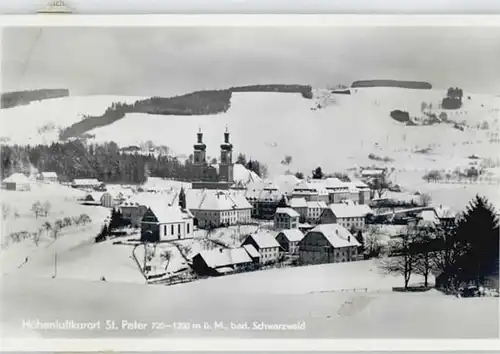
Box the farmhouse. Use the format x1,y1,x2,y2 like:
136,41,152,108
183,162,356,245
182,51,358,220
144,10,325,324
180,189,252,229
242,244,261,263
291,181,329,203
274,207,300,230
1,173,32,191
140,203,194,242
289,197,308,220
191,247,253,276
245,182,284,219
434,205,457,227
241,231,282,264
80,192,104,206
319,202,373,230
37,171,58,183
118,194,156,227
306,200,328,224
276,229,305,254
324,177,351,204
298,224,360,265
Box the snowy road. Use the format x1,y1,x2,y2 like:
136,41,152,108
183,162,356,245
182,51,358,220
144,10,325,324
1,275,498,339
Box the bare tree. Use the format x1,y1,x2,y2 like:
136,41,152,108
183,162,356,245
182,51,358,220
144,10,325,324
364,227,384,258
53,219,63,239
42,221,52,238
378,229,419,289
32,228,42,247
41,201,51,217
63,217,73,228
160,250,172,273
1,203,10,220
31,201,42,219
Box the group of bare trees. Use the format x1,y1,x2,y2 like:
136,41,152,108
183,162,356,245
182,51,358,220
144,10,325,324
31,201,51,219
379,195,499,291
7,213,92,247
423,167,485,184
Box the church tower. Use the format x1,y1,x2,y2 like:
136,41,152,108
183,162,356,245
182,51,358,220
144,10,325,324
219,126,234,183
193,128,206,180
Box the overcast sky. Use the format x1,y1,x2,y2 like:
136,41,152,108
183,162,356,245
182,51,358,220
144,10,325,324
2,26,500,96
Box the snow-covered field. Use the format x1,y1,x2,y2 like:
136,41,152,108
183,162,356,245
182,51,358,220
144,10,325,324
1,266,497,339
0,95,145,145
0,183,110,274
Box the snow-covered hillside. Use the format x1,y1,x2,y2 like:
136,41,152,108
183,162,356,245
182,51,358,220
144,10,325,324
0,95,145,145
2,87,500,209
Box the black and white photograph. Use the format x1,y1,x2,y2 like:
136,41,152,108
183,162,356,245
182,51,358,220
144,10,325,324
0,17,499,343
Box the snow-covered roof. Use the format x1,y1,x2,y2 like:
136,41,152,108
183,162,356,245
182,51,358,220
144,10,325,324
233,163,262,186
361,169,385,176
84,192,104,202
119,193,163,207
309,224,360,248
196,247,252,268
275,207,300,218
2,173,31,183
40,171,58,178
245,231,281,249
434,205,456,219
306,201,328,209
277,229,304,242
289,197,308,208
293,181,328,195
327,203,373,218
245,184,283,202
324,177,348,189
242,244,260,258
73,178,101,186
147,202,193,224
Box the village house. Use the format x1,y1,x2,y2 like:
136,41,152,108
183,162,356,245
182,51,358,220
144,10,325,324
191,247,253,276
324,177,351,204
274,207,300,230
434,205,457,228
181,189,252,229
245,182,284,219
1,173,32,191
298,224,360,265
319,201,373,230
80,192,104,206
72,178,103,190
37,171,58,183
242,244,261,264
289,197,308,221
347,179,372,205
291,181,329,203
242,231,282,264
361,168,386,179
275,229,305,254
118,193,158,227
140,202,194,242
306,200,328,224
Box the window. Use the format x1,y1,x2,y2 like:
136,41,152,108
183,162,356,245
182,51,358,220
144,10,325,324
164,225,167,235
187,224,190,234
178,224,181,234
171,225,174,234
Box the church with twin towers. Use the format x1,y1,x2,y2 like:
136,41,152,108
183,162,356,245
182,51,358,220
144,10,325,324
191,127,235,190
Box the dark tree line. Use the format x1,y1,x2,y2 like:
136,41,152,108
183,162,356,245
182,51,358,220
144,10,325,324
1,141,269,184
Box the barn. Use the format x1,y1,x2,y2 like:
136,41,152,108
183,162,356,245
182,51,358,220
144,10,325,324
1,173,32,191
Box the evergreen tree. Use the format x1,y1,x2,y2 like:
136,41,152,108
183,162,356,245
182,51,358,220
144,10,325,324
455,195,499,285
312,166,324,179
277,195,288,208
